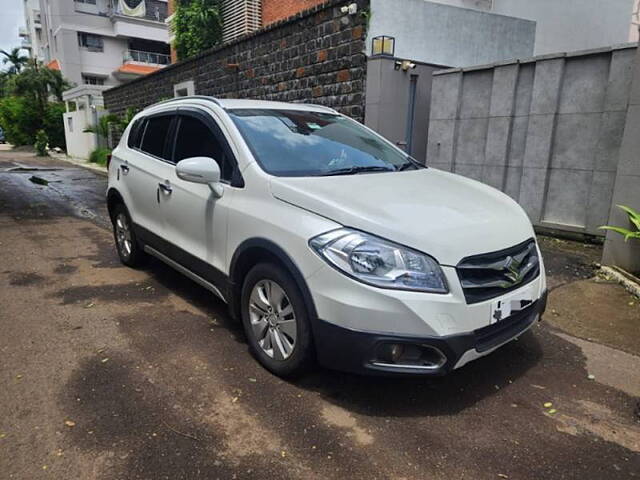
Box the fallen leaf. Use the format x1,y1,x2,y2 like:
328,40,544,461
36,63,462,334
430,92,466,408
588,374,595,380
85,302,95,308
16,374,23,380
64,420,76,427
281,450,286,458
543,402,553,408
248,378,257,383
101,358,109,363
548,409,557,414
498,475,508,479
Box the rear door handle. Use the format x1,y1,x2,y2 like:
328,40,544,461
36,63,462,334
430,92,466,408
158,182,172,194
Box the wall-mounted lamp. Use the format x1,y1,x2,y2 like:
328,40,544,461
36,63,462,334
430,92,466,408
371,35,395,57
394,60,416,71
340,3,358,15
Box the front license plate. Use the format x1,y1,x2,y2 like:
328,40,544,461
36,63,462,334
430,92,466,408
490,283,536,324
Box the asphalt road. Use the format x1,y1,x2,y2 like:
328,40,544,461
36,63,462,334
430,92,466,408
1,149,639,480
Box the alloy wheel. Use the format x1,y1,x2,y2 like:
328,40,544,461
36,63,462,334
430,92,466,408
248,280,297,360
115,213,133,260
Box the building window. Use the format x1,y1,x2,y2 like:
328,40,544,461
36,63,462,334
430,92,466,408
67,117,73,133
77,32,103,52
82,75,104,85
75,0,97,4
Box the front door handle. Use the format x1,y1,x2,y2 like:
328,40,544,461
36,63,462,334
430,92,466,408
120,164,129,174
158,182,172,194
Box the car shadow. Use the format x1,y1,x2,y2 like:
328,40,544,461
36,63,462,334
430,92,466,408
140,254,544,418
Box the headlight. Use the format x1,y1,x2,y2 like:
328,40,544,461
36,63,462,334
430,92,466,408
309,228,448,293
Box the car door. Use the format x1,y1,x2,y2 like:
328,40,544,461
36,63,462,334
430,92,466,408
158,107,241,287
121,111,176,241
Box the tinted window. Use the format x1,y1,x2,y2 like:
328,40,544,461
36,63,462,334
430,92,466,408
228,109,419,177
127,118,144,149
140,116,173,159
174,115,233,181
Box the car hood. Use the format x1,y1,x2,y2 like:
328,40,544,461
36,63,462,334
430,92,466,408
270,168,535,266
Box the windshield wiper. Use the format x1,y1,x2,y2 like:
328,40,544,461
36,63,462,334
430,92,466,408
321,165,395,176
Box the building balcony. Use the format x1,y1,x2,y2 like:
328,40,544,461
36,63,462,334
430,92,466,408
18,26,28,38
124,49,170,66
21,38,32,49
110,0,168,24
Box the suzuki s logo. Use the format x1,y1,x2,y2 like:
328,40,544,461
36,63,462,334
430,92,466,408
504,256,523,284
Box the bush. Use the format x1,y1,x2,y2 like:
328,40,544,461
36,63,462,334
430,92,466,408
88,147,111,165
34,129,48,156
0,96,66,150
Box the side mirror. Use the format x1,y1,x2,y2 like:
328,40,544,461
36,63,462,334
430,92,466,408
176,156,223,197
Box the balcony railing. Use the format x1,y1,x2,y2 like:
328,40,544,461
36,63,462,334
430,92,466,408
124,49,170,65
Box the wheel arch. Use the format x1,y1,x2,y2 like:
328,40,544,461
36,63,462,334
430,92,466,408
228,238,318,322
106,188,125,224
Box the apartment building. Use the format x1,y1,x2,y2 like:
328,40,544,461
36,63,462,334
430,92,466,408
19,0,45,59
37,0,171,87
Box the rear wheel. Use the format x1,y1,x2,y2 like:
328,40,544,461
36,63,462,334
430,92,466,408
241,263,314,377
112,204,145,267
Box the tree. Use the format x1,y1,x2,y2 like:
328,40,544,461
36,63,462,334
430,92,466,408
0,47,29,74
173,0,223,60
0,60,70,149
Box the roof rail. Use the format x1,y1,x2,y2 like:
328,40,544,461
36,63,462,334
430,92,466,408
150,95,222,108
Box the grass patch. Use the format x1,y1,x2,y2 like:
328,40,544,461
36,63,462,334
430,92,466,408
88,148,111,166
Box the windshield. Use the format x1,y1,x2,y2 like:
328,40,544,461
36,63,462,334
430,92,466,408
228,108,422,177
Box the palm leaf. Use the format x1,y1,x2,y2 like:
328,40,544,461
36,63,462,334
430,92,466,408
617,204,640,230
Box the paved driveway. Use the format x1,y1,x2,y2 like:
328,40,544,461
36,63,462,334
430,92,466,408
1,149,638,480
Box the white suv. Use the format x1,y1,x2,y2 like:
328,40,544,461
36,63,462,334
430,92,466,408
107,96,547,377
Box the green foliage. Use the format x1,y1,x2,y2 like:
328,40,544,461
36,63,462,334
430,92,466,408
34,129,48,156
88,147,112,165
0,59,70,149
0,96,34,145
173,0,223,60
600,205,640,241
0,96,67,149
84,114,119,141
0,48,28,75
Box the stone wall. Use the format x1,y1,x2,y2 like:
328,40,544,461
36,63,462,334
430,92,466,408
427,44,637,237
104,0,368,122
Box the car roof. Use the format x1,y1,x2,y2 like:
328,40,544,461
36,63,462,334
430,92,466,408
151,96,337,114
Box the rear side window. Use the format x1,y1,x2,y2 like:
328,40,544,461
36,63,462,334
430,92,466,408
140,116,173,159
127,118,145,149
173,115,234,182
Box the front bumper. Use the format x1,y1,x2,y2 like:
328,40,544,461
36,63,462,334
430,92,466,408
312,290,547,376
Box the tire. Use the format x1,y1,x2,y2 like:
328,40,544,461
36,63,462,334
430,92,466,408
112,203,145,267
241,262,315,377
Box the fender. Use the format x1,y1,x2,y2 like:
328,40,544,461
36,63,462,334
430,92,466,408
229,238,318,321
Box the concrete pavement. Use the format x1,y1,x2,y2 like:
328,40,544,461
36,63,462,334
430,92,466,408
1,148,639,480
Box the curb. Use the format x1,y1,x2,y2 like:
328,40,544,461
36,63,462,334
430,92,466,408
599,265,640,299
48,152,108,177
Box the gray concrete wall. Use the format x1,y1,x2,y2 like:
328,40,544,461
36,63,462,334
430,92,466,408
602,44,640,272
365,57,446,162
424,0,636,56
367,0,535,67
426,44,637,237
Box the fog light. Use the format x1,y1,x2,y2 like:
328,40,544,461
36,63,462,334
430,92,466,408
390,344,404,363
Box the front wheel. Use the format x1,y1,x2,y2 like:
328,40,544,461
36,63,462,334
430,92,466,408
241,263,314,377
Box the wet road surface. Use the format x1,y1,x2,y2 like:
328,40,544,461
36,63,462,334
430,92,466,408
1,149,639,479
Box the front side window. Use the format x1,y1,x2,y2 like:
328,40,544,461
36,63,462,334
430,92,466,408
140,116,172,159
228,109,421,177
173,115,233,181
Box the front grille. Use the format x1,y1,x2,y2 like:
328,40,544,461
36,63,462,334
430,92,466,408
456,239,540,304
